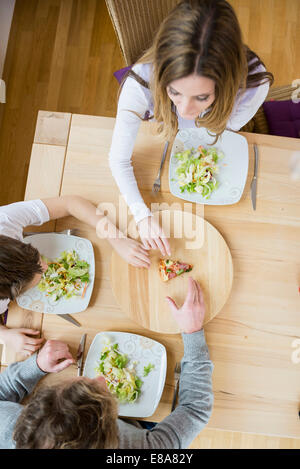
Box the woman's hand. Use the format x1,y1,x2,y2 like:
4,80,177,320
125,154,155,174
109,236,151,268
165,277,205,333
1,328,44,356
137,216,171,257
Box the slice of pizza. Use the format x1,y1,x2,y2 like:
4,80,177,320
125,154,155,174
159,259,193,282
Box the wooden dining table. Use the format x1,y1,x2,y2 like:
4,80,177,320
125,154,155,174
1,110,300,440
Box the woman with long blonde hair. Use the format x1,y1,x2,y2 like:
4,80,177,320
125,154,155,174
109,0,273,257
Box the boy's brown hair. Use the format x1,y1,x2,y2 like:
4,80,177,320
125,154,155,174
0,235,43,301
13,378,119,449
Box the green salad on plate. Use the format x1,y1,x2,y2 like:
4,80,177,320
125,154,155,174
38,250,90,301
95,341,143,403
174,145,224,198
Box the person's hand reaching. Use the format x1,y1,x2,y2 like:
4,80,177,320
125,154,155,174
1,328,44,357
165,277,205,333
109,236,151,268
137,216,171,257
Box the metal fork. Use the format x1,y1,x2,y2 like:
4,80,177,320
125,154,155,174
23,228,79,237
171,362,181,411
152,141,169,194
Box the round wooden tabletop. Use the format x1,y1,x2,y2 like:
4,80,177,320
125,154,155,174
111,210,233,334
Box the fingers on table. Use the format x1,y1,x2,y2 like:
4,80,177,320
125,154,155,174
24,342,44,353
195,279,204,305
152,237,165,256
141,236,171,257
165,296,178,312
51,348,74,363
161,236,171,256
20,328,41,335
137,249,151,266
185,277,203,304
52,358,75,373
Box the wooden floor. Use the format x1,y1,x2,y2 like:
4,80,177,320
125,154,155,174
0,0,300,207
0,0,299,449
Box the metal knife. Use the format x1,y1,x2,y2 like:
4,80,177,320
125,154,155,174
58,313,81,327
77,333,87,376
250,144,259,210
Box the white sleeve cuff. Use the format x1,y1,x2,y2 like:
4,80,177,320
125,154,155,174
130,203,153,224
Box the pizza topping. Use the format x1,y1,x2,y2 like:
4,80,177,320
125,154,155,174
159,258,193,281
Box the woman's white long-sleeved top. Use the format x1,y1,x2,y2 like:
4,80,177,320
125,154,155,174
108,62,269,224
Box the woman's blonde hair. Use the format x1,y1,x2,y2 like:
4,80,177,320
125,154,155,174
123,0,274,141
13,378,119,449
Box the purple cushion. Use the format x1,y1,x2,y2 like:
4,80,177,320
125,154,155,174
263,100,300,138
113,66,132,84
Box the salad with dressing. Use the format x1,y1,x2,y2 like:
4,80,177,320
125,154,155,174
38,250,90,301
173,145,224,198
95,340,143,403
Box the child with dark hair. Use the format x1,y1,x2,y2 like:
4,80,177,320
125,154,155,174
0,196,150,355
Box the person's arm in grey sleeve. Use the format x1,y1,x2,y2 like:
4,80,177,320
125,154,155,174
118,277,214,449
142,329,213,449
0,340,75,404
0,354,46,403
148,278,214,448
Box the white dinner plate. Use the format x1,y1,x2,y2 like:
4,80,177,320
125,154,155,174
169,127,249,205
16,233,95,314
83,331,167,418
